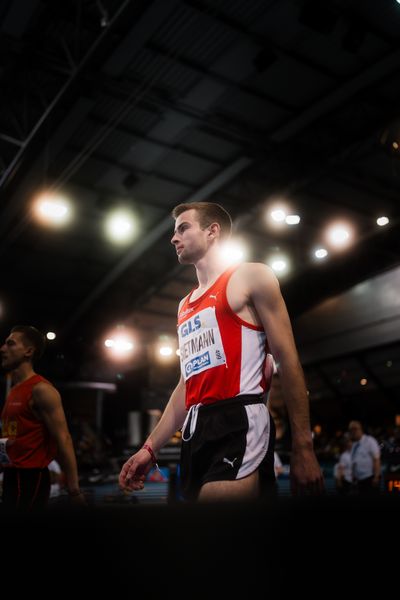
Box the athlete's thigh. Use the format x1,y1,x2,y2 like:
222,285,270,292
198,470,259,502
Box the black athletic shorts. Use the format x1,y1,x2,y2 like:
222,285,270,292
180,395,276,501
1,467,51,511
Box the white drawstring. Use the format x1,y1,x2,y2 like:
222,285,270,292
181,403,202,442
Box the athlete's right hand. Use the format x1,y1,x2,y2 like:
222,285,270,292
119,448,153,491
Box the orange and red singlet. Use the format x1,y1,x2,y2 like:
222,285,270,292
1,374,57,468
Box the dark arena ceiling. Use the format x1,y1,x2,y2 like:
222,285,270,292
1,0,400,420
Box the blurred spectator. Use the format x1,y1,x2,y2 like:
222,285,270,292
348,420,381,494
75,420,109,469
333,437,352,495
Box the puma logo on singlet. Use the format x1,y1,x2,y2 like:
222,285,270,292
223,457,237,468
209,294,218,299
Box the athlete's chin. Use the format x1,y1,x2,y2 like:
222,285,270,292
177,253,191,264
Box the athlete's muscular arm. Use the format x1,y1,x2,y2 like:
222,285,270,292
145,375,187,453
119,376,187,491
32,383,83,501
244,263,324,495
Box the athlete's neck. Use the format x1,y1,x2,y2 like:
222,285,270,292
11,363,36,386
194,249,227,290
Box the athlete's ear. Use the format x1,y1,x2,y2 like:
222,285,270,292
24,344,35,359
208,222,220,238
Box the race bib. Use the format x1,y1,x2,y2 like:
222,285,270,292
178,307,226,381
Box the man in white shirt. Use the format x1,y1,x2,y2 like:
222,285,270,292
348,421,381,494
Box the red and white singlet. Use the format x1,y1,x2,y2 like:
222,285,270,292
177,265,272,409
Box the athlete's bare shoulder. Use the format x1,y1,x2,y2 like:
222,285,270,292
232,263,282,312
233,261,278,288
32,380,61,406
226,262,279,317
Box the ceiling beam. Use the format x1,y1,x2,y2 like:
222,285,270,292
103,0,181,77
0,1,131,193
270,49,400,142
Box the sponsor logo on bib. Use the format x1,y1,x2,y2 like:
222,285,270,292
178,307,226,381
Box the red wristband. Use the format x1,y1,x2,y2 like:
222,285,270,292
142,443,157,464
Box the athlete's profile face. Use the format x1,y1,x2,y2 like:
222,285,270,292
0,332,33,371
171,209,209,264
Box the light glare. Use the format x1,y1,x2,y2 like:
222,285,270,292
159,346,173,356
104,334,135,358
270,209,286,222
315,248,328,259
377,216,389,226
40,201,67,219
285,215,300,225
326,223,352,247
34,193,72,226
155,339,177,363
114,339,133,353
271,259,287,272
105,210,136,244
220,240,247,265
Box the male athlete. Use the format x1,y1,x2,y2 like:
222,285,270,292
119,202,324,501
0,325,84,509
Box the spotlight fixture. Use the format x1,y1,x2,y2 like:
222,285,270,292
33,193,72,227
285,215,300,225
314,248,328,260
377,216,389,227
